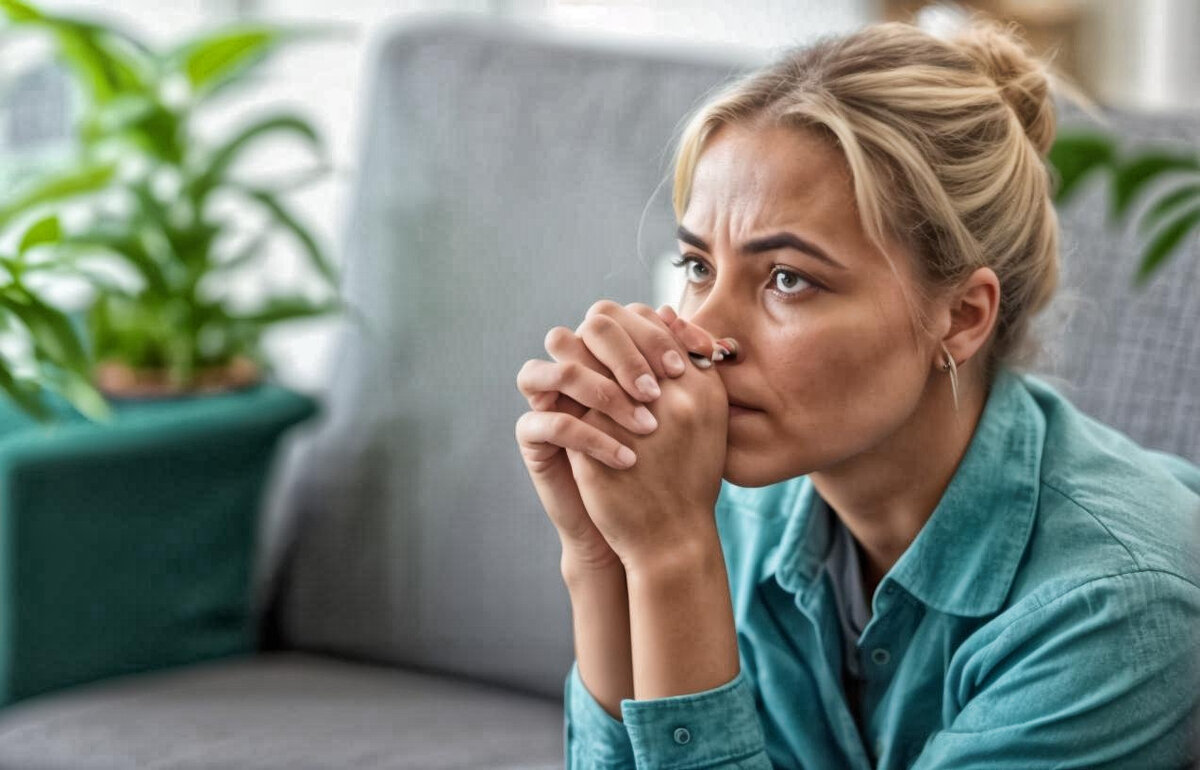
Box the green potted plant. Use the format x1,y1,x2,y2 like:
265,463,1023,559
1048,128,1199,286
0,0,348,707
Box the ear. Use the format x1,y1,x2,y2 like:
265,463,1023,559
938,267,1000,370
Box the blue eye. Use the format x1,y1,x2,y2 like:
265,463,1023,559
771,268,812,295
670,255,820,299
670,255,709,282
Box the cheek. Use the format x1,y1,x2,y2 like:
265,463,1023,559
771,302,925,438
722,303,927,484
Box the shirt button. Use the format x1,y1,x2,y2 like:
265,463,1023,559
871,647,891,666
673,727,691,745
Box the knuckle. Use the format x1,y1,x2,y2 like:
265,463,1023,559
515,410,537,437
562,361,585,384
578,314,615,336
584,431,612,460
586,299,621,318
544,326,574,351
547,411,571,434
591,381,613,409
516,358,540,385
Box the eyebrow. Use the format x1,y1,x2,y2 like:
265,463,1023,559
676,225,846,270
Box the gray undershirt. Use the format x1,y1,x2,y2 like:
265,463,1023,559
819,497,872,733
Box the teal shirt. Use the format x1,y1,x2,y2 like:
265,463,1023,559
563,367,1200,769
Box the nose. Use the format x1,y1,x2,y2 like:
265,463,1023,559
682,276,744,361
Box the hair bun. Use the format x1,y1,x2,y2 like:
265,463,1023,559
955,18,1056,156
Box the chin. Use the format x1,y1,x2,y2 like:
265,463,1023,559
722,449,808,488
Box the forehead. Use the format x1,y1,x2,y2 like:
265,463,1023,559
683,123,858,235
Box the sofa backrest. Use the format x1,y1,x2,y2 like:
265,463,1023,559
1031,104,1200,464
268,15,761,699
266,14,1200,700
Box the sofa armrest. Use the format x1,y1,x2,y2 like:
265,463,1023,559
0,384,318,707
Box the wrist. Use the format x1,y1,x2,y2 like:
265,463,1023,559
623,530,724,586
560,547,625,589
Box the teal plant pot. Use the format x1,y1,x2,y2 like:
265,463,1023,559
0,381,318,708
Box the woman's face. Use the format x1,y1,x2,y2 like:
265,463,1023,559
677,122,941,487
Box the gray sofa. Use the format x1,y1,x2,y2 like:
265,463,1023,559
0,13,1196,770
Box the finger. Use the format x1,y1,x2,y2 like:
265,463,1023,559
625,303,689,378
516,410,637,470
527,389,586,419
544,325,612,378
656,304,729,363
575,307,661,403
578,300,690,401
517,358,658,435
663,313,720,361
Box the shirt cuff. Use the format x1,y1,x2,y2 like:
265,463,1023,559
565,660,637,768
620,667,769,769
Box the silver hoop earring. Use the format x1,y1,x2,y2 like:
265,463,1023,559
940,343,959,412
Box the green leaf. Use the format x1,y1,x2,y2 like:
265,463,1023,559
192,114,323,198
84,92,156,135
173,25,282,98
1113,150,1200,219
57,228,171,297
227,294,342,325
52,22,149,104
51,366,113,422
1136,205,1200,287
0,288,91,373
1,2,152,101
235,185,338,286
0,363,53,423
1047,132,1116,205
0,255,24,280
0,0,43,23
1138,182,1200,236
18,214,61,253
0,163,116,229
215,230,271,272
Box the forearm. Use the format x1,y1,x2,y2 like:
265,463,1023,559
625,534,740,700
562,560,635,722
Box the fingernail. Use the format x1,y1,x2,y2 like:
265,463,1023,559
633,406,657,431
636,373,661,399
616,446,637,467
663,350,686,376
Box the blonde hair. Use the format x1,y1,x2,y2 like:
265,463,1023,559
671,17,1073,383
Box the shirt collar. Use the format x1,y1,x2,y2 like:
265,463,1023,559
760,366,1044,617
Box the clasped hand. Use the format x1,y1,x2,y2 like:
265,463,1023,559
516,300,731,574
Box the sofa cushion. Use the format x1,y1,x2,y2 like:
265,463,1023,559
0,652,563,769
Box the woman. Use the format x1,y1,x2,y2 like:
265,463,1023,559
515,17,1200,769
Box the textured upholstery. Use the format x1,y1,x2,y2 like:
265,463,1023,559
268,14,759,699
0,652,562,769
1031,104,1200,463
